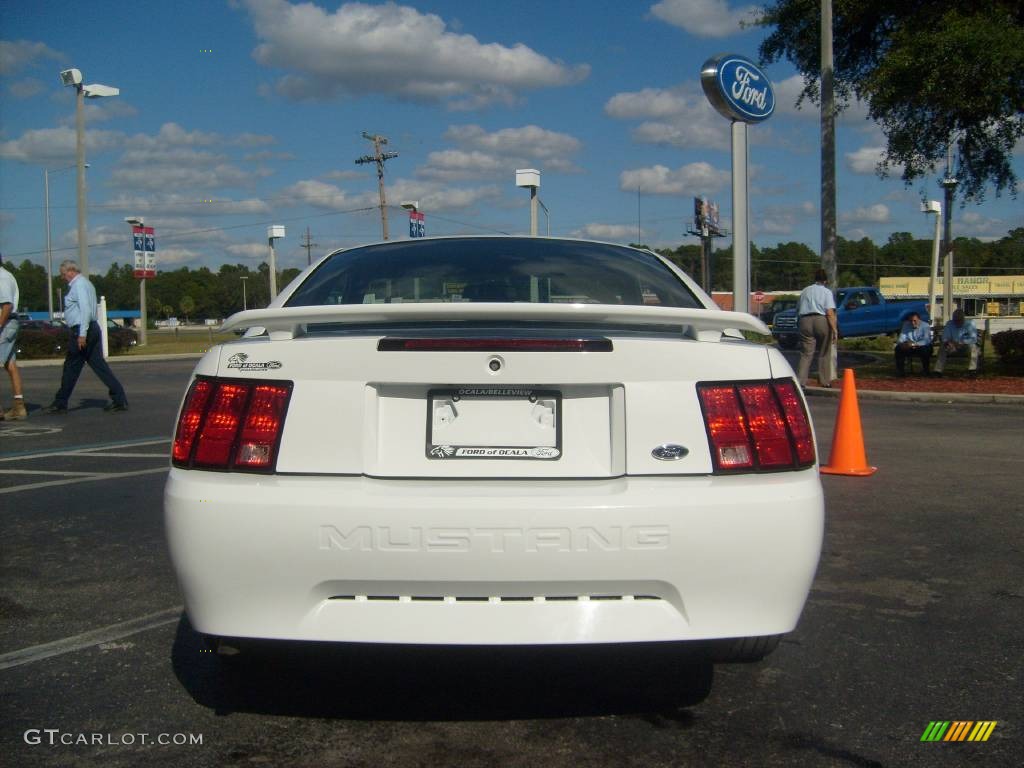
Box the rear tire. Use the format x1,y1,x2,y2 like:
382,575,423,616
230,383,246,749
707,635,782,663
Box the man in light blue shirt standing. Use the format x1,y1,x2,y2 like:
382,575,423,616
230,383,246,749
45,260,128,414
795,269,837,387
934,309,980,376
894,312,932,376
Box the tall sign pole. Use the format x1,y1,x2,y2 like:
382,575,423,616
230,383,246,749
701,54,775,315
129,218,155,346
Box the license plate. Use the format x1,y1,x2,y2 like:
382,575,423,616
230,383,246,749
426,387,561,460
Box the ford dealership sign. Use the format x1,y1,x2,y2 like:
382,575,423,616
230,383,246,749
701,54,775,123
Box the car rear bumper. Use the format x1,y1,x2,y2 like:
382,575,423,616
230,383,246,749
164,469,824,645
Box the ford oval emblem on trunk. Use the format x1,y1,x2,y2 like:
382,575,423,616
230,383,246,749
652,444,688,461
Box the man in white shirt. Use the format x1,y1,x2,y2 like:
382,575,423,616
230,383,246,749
45,260,128,414
0,253,27,420
795,269,838,388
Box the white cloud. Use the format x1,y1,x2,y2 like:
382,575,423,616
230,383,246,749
281,179,365,210
127,123,221,150
226,243,271,259
7,78,44,99
605,85,728,150
649,0,759,39
0,40,63,76
111,123,277,192
105,193,270,216
240,0,588,107
620,163,730,196
572,223,642,242
54,101,140,126
418,124,583,180
846,146,906,176
0,126,124,164
110,163,268,192
772,73,871,123
842,204,890,224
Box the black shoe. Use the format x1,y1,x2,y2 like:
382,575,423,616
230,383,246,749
104,402,129,412
45,403,68,414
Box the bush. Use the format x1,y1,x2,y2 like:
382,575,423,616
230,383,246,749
991,329,1024,370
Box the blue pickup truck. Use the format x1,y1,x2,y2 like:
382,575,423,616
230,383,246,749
772,286,930,348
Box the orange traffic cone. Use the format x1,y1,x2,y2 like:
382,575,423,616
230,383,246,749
820,368,877,476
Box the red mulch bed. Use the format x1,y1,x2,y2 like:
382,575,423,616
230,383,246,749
812,375,1024,395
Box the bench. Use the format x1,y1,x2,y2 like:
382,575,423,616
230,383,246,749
900,322,988,374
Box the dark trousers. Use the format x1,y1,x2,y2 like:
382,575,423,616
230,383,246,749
895,344,931,375
53,322,128,407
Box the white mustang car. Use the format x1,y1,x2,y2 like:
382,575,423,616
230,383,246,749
165,237,823,688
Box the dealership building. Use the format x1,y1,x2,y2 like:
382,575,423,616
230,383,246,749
879,275,1024,318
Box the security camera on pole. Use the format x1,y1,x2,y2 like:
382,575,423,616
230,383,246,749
701,54,775,315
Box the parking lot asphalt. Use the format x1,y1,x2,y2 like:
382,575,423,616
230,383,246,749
1,357,1021,767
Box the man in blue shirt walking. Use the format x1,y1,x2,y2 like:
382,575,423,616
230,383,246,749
46,260,128,414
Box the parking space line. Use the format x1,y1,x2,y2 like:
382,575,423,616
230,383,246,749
0,606,184,671
77,452,169,459
0,437,170,463
0,469,98,476
0,466,169,496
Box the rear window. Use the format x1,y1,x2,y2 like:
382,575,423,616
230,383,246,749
285,238,702,309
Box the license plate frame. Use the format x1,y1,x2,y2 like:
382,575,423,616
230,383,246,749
426,387,562,460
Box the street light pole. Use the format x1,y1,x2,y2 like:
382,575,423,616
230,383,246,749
44,169,52,320
44,163,83,320
75,82,87,276
240,276,248,311
941,146,958,322
61,68,119,278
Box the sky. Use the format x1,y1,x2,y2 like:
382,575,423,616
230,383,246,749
1,0,1021,279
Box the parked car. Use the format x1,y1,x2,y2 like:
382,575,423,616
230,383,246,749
772,286,930,348
165,237,824,703
105,320,138,353
758,296,798,326
14,320,64,359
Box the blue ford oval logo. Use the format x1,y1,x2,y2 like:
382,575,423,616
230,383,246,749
652,444,688,461
701,54,775,124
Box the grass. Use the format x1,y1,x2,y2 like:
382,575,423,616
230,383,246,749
835,338,1013,379
121,328,239,357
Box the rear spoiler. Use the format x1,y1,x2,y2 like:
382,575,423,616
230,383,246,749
220,303,770,338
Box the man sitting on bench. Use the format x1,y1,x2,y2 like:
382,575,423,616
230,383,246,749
895,312,932,376
934,309,979,377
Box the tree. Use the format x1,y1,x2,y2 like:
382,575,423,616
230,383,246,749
179,295,195,322
756,1,1024,202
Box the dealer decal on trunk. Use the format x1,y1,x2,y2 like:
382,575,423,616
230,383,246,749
226,352,283,371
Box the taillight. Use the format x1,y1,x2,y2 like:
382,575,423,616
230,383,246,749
697,379,815,473
172,377,292,472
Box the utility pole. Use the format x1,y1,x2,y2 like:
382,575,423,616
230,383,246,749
300,227,319,266
820,0,838,290
355,132,398,241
